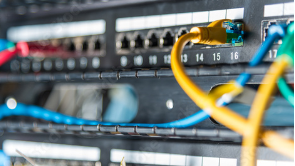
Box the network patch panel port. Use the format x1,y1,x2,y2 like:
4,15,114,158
145,31,159,48
116,33,133,54
176,28,191,46
160,29,174,47
82,40,89,51
263,21,277,41
85,36,105,57
50,38,62,47
261,18,292,43
88,36,101,51
94,39,101,50
286,19,294,26
60,36,105,57
117,36,130,49
66,39,76,52
131,32,144,49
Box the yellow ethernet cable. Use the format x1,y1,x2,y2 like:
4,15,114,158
208,80,243,101
170,19,294,165
241,57,291,166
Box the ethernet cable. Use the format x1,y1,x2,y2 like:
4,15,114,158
242,25,294,165
0,102,209,128
120,157,126,166
170,19,294,160
0,22,244,129
249,25,286,66
0,39,15,52
211,24,294,107
0,21,291,163
276,23,294,106
241,56,291,166
0,150,10,166
278,77,294,106
248,24,294,106
236,25,293,104
0,41,29,66
245,23,295,163
0,21,285,132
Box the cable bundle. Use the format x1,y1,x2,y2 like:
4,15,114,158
171,20,294,166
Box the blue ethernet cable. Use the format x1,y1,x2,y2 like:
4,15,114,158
0,25,286,128
0,39,15,52
0,73,257,128
235,25,287,86
0,150,10,166
0,103,209,128
249,25,286,66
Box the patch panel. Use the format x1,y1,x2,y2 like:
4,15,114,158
7,35,105,73
27,35,105,59
176,27,192,46
2,1,294,74
115,22,244,55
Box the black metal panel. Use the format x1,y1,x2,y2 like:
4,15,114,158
0,0,293,73
0,0,293,165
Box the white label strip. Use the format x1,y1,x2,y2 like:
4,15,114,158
264,4,284,17
226,8,244,19
7,20,106,42
176,12,193,25
111,149,294,166
193,11,209,23
116,7,244,32
154,152,170,165
257,160,295,166
185,156,202,166
263,3,293,17
257,160,276,166
209,10,226,22
110,149,236,166
170,154,186,166
161,14,177,27
146,15,161,29
3,140,100,161
276,161,295,166
203,157,220,166
220,158,237,166
284,2,294,16
116,17,132,32
131,16,145,30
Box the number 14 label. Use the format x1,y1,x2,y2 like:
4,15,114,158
196,53,204,62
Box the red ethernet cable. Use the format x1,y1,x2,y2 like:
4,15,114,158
0,41,29,66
